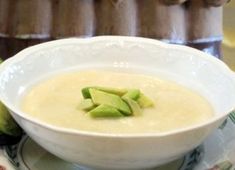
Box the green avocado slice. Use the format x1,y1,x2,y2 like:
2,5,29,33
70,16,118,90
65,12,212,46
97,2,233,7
137,93,154,108
89,104,124,118
122,89,140,100
122,97,142,116
81,87,91,99
89,88,131,115
78,99,96,111
95,86,127,96
81,86,127,99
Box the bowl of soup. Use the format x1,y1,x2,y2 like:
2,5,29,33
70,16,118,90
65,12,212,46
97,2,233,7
0,36,235,169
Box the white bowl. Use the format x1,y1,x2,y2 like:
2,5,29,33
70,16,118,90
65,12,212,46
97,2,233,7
0,36,235,170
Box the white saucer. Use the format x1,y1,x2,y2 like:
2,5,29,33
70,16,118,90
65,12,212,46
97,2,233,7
15,136,202,170
3,119,235,170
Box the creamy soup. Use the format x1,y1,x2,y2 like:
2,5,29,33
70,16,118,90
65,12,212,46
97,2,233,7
21,70,214,134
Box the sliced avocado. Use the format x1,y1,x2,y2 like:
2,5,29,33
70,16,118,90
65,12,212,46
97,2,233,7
89,104,124,118
89,88,131,115
0,102,22,136
82,87,91,99
95,86,127,96
82,86,127,99
137,93,154,108
78,99,96,111
122,89,140,100
122,97,142,116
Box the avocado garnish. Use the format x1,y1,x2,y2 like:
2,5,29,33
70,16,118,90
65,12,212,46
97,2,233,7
78,86,154,118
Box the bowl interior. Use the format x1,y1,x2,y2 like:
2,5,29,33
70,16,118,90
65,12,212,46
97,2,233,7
0,37,235,123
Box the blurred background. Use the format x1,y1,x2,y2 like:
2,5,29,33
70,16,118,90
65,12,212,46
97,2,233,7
223,0,235,70
0,0,234,68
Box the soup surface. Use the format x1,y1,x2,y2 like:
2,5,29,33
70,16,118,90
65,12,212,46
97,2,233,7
21,70,214,134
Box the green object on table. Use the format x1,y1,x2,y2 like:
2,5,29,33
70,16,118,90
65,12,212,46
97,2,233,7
0,58,22,137
0,102,22,136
